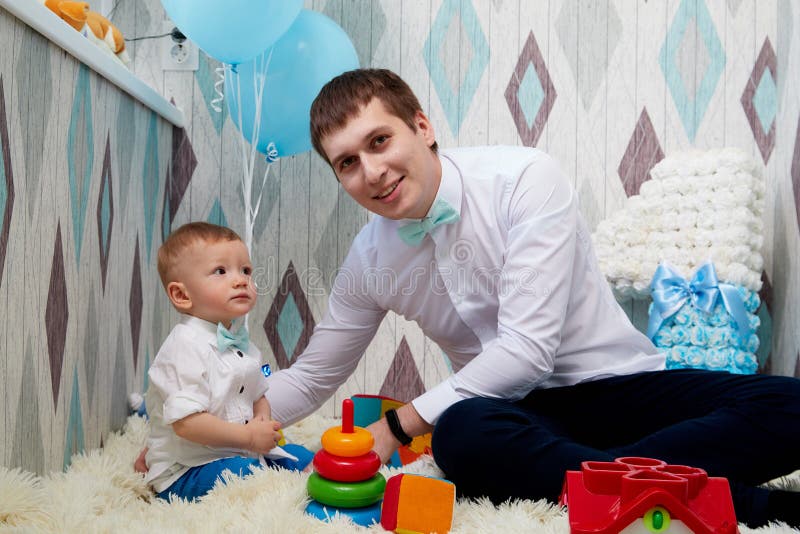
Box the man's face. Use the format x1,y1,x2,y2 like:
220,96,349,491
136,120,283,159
321,98,441,220
172,239,256,328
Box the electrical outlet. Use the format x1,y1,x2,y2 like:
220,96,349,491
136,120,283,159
161,21,199,71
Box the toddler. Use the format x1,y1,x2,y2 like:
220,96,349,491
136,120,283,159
143,222,312,501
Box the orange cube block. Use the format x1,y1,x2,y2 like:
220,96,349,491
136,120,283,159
380,474,455,534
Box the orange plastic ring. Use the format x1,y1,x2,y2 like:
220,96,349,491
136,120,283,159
321,426,374,457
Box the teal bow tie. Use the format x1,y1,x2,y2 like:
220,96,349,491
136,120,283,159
217,322,250,353
396,198,460,246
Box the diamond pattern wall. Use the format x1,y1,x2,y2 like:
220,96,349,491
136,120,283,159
742,38,777,163
0,76,13,288
379,337,426,403
424,0,489,136
46,223,68,409
505,32,556,147
129,238,142,372
143,112,160,260
63,367,84,470
659,0,725,142
67,64,93,266
618,108,664,197
97,134,113,292
264,261,315,369
3,0,800,475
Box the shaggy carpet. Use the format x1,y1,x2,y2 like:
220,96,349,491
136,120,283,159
1,414,798,533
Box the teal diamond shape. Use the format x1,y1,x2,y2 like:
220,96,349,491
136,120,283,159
423,0,490,136
207,198,228,227
518,66,545,129
63,367,85,470
753,70,777,133
276,293,303,361
196,54,227,134
143,113,159,260
67,64,94,266
659,0,725,142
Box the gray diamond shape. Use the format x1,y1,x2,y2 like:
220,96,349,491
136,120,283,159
555,1,622,109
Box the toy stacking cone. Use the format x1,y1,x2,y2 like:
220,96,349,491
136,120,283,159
305,399,386,526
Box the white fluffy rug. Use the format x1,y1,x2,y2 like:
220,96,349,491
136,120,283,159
1,415,798,533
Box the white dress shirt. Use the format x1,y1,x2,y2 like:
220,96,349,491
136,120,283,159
145,315,272,492
266,146,664,427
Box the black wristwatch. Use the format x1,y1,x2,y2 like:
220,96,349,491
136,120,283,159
384,408,413,446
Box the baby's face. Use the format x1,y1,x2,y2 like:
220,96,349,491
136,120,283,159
176,239,256,327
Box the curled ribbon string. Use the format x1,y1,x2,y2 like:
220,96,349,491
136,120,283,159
265,142,279,163
646,262,752,341
210,66,225,113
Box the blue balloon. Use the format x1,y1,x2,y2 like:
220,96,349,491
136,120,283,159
161,0,302,64
225,10,360,158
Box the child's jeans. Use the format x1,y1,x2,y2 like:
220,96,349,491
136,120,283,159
156,443,314,501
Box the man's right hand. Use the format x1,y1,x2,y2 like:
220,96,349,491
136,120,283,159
246,419,282,454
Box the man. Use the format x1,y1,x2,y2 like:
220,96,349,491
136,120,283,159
263,69,800,527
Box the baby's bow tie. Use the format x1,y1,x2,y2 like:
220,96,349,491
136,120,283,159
396,198,460,246
217,322,250,352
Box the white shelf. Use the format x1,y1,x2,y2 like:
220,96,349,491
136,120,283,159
1,0,185,127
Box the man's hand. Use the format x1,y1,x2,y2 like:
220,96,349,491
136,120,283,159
246,419,282,455
366,403,433,464
366,418,401,464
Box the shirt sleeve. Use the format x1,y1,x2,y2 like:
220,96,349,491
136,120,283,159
412,154,578,423
266,242,387,426
148,336,213,425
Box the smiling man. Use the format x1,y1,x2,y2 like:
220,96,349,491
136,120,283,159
263,69,800,528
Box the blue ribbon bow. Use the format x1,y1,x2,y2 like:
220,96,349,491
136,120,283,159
647,262,752,341
396,198,460,247
217,322,250,353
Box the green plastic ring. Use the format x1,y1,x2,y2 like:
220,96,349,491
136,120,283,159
307,472,386,508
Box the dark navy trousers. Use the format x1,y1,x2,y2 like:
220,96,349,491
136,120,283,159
431,369,800,526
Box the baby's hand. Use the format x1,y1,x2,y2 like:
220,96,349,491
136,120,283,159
246,419,281,454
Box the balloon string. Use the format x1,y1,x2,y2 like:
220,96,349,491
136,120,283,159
210,66,225,112
232,49,274,255
252,153,274,221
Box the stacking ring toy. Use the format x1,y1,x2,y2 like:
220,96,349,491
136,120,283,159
304,500,382,527
320,399,374,457
313,449,381,482
307,472,386,508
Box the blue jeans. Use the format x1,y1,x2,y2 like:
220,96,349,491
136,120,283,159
431,369,800,527
157,443,314,501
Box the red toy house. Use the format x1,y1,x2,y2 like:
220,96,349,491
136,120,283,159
560,457,738,534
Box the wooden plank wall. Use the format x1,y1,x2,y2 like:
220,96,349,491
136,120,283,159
1,0,798,473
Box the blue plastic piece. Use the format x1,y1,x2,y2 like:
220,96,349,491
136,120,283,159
305,500,382,527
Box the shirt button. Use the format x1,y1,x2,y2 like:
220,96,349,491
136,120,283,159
239,386,244,394
237,350,244,357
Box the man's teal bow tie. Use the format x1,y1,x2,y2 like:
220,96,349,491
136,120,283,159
217,322,250,352
396,198,460,246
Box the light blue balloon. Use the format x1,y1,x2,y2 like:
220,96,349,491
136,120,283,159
161,0,302,64
225,10,360,157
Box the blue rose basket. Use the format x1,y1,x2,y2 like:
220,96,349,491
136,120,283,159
647,262,760,374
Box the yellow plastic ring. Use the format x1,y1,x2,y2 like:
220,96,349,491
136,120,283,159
321,426,374,457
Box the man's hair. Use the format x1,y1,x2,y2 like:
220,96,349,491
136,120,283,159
157,222,242,288
309,68,438,163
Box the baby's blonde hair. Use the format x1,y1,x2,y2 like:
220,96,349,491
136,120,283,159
157,222,242,289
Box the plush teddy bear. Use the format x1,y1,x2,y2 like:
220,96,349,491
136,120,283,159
43,0,131,67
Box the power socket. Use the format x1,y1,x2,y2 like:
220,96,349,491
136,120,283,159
161,21,198,71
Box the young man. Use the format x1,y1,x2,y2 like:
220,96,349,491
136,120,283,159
264,69,800,527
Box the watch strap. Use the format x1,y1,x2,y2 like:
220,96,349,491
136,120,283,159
385,408,413,446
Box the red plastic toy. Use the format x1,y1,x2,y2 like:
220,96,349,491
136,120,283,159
560,457,738,534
